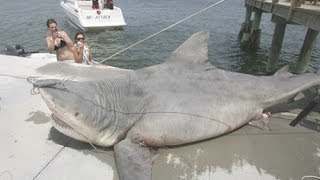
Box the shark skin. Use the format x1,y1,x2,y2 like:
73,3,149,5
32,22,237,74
33,31,320,180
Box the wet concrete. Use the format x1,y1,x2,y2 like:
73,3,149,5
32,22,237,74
25,111,51,125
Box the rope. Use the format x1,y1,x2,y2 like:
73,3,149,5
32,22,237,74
98,0,225,64
32,140,71,180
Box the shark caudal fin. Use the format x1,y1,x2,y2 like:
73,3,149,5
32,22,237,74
166,30,211,66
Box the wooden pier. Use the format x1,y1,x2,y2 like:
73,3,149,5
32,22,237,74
239,0,320,73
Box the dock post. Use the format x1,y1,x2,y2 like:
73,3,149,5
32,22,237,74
294,28,319,73
266,15,287,73
239,6,253,48
250,9,263,49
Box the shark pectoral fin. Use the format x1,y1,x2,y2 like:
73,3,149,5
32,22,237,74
114,138,152,180
248,112,271,131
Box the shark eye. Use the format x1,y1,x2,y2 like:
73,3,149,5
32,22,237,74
74,112,79,117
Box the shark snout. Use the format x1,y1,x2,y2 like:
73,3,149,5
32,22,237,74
32,79,63,89
38,84,99,143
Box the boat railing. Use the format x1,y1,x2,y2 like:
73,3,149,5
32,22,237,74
77,0,95,10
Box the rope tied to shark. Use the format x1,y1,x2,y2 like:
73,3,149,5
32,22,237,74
27,75,78,95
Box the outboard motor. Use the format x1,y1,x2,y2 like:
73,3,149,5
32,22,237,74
5,44,26,56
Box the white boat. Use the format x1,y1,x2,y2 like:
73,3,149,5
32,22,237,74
60,0,126,31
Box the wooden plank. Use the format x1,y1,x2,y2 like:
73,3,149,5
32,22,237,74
287,0,305,20
292,9,320,31
244,0,320,31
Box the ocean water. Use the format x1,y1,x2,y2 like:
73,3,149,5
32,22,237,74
0,0,319,74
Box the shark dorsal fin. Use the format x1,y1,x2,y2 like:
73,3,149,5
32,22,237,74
166,30,210,65
274,65,293,78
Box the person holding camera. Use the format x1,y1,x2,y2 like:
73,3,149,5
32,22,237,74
45,19,75,61
72,32,93,64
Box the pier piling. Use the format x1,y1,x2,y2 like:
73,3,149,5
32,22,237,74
250,10,263,49
239,7,253,48
294,28,319,73
266,15,287,72
239,7,263,49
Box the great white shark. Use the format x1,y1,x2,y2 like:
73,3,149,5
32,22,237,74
33,31,320,180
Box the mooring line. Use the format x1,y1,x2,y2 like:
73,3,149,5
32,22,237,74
32,140,71,180
98,0,225,64
0,73,27,80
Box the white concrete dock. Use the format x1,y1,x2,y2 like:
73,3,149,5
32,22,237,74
0,54,319,180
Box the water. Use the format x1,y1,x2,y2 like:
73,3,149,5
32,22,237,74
0,0,319,74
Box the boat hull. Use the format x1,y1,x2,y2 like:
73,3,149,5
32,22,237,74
60,0,126,31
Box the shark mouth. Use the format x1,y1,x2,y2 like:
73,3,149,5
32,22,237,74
50,113,99,149
51,114,73,130
50,113,89,143
38,88,85,140
39,88,94,144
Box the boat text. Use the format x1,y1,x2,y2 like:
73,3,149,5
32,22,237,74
86,15,111,21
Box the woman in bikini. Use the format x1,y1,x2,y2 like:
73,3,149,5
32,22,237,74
45,19,75,61
72,32,93,64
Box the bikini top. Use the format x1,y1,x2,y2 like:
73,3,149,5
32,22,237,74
54,40,67,51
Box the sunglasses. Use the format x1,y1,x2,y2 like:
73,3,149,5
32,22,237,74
76,37,84,41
